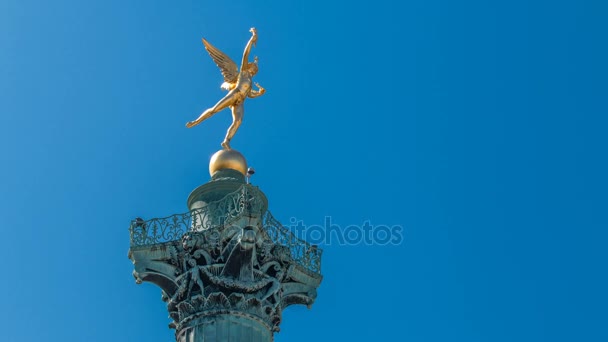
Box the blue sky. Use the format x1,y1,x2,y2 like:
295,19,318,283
1,0,607,341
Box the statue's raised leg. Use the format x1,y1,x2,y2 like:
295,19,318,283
186,92,236,128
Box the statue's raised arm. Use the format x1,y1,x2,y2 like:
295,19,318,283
186,28,265,150
240,28,258,71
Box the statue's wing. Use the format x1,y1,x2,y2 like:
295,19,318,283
202,38,239,86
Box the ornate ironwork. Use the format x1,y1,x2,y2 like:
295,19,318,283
129,185,322,274
262,211,322,274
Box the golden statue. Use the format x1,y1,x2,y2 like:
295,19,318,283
186,28,265,150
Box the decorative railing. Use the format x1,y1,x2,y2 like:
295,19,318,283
263,211,323,274
129,185,322,274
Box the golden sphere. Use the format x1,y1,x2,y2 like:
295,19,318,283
209,149,248,176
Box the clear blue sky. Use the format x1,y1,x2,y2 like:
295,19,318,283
1,0,607,341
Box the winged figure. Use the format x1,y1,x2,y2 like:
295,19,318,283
186,28,265,150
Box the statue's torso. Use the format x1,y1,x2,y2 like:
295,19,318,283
235,71,252,93
229,72,252,106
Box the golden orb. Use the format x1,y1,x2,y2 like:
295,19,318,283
209,149,248,176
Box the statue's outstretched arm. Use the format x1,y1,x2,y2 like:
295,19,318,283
240,28,257,70
248,82,265,98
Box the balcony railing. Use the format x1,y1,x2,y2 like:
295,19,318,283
129,185,322,274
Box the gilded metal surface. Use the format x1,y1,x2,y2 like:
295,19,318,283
129,184,322,275
186,28,265,150
209,149,247,176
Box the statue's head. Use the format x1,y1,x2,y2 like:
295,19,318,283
248,57,259,75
